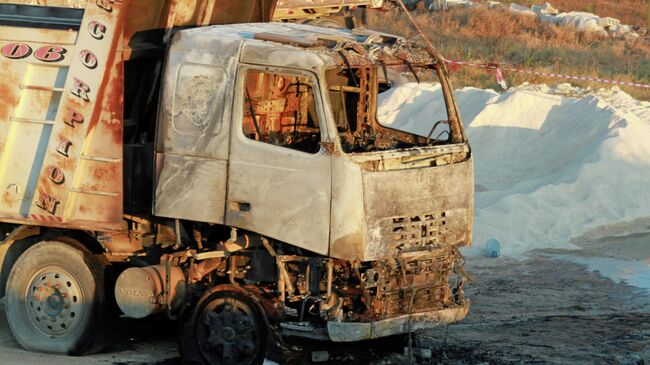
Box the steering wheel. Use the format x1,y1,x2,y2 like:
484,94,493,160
426,120,451,145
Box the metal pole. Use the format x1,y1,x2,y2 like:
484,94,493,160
395,0,440,54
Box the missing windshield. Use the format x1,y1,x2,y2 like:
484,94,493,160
326,63,456,153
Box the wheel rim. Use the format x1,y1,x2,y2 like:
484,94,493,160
25,265,85,337
196,297,262,365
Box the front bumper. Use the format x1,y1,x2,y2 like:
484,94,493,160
327,301,470,342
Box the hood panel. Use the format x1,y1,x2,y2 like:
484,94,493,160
361,157,473,261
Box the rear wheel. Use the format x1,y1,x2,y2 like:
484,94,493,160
181,288,268,365
4,240,108,355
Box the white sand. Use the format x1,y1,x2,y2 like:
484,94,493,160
378,82,650,256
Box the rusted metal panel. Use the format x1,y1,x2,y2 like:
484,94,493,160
0,46,75,222
360,157,474,261
122,0,276,56
28,0,128,229
327,301,469,342
0,0,277,60
0,0,128,230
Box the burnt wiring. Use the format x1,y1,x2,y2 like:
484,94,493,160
338,50,359,87
245,87,263,140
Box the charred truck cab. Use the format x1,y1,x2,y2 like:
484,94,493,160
0,2,472,364
155,23,473,342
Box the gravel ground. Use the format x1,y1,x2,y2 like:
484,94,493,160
1,237,648,364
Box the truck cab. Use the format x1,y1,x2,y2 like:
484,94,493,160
156,21,473,343
0,2,472,364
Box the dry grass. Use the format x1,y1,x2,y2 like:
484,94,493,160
366,6,650,100
499,0,649,27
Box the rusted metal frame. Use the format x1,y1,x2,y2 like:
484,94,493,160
228,255,239,286
388,35,465,144
276,255,312,302
369,249,457,319
434,60,465,144
260,237,290,303
356,67,370,133
329,85,361,93
402,59,420,84
360,65,423,146
378,59,389,85
292,79,301,137
332,47,436,147
330,40,437,68
353,45,378,139
337,87,351,133
326,259,333,300
196,0,217,26
337,50,358,87
244,87,264,140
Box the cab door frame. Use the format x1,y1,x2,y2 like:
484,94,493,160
225,64,334,255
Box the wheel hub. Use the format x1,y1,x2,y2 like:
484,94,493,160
26,267,84,336
221,326,236,341
198,298,261,365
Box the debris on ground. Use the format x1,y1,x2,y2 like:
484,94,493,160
507,2,638,37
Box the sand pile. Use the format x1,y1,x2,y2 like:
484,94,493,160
377,82,650,255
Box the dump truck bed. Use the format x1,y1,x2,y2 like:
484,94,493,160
0,0,276,231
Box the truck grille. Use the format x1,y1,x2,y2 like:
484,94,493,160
372,248,456,318
377,211,450,250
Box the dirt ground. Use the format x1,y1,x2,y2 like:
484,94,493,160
1,237,648,365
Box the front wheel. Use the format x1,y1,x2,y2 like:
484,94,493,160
4,240,108,355
181,287,268,365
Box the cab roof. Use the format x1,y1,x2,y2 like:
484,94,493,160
174,23,440,69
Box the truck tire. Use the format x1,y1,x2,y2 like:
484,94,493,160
4,240,108,355
181,288,268,365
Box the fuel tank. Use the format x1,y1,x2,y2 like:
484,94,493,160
114,265,187,319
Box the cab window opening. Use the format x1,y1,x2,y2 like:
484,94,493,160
242,70,322,154
326,63,454,153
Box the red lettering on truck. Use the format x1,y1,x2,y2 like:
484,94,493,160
55,137,73,157
33,46,66,63
35,192,60,215
46,165,65,185
1,43,31,59
88,21,107,40
96,0,114,12
79,50,98,69
64,109,85,127
70,78,91,102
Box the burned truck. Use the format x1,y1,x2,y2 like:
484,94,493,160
0,0,473,363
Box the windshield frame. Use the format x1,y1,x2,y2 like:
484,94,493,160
324,60,466,154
